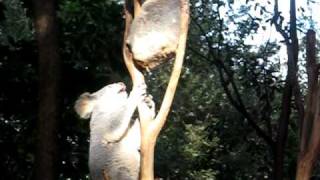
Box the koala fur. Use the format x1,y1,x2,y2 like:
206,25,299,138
126,0,181,69
74,82,153,180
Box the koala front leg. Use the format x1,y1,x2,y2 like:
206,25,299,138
104,84,146,143
139,95,156,125
127,83,147,114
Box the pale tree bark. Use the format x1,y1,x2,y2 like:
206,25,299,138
139,1,189,176
296,30,320,180
32,0,61,179
123,0,189,179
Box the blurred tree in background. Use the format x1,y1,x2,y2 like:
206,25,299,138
0,0,319,179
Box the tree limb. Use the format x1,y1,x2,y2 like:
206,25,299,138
216,60,275,147
123,0,145,86
123,0,189,179
272,0,290,45
192,14,275,147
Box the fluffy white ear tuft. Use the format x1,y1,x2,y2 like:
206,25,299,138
74,93,96,119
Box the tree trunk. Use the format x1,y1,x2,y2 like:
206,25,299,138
296,30,320,180
296,151,317,180
272,0,299,179
32,0,61,180
273,82,292,180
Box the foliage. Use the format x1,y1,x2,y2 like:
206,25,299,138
58,0,125,179
0,2,36,176
0,0,33,47
148,65,221,179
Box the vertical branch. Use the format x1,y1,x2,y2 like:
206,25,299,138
272,0,300,179
290,0,304,127
123,0,145,86
134,0,143,17
272,0,290,44
123,1,189,179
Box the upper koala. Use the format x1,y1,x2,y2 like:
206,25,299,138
126,0,181,69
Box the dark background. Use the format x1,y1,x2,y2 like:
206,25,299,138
0,0,319,179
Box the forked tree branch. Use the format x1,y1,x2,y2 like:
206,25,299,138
139,1,189,179
123,0,189,179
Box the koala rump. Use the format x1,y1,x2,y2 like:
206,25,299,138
126,0,181,70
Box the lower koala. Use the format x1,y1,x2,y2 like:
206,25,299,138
74,82,155,180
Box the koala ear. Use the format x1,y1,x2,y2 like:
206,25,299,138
74,92,96,119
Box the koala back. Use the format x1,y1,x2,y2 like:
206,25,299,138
89,120,140,180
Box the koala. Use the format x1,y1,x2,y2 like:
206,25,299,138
74,82,155,180
126,0,181,69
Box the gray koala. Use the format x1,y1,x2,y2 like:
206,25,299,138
74,82,155,180
126,0,181,69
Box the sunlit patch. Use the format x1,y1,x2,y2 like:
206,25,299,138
36,15,49,35
131,31,169,61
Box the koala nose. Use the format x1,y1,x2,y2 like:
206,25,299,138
117,82,126,92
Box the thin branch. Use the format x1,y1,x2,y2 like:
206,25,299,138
294,84,305,135
217,62,275,147
192,13,275,147
272,0,290,45
289,0,304,127
123,0,145,86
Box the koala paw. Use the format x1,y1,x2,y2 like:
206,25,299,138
130,83,147,103
140,94,156,119
143,95,155,110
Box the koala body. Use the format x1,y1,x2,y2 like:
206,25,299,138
126,0,181,69
74,83,150,180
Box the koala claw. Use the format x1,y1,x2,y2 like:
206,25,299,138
140,94,156,119
130,83,146,97
143,95,154,109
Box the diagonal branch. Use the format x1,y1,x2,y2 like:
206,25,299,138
216,59,275,147
192,14,274,147
272,0,290,45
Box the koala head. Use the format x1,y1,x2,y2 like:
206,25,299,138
74,82,128,119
